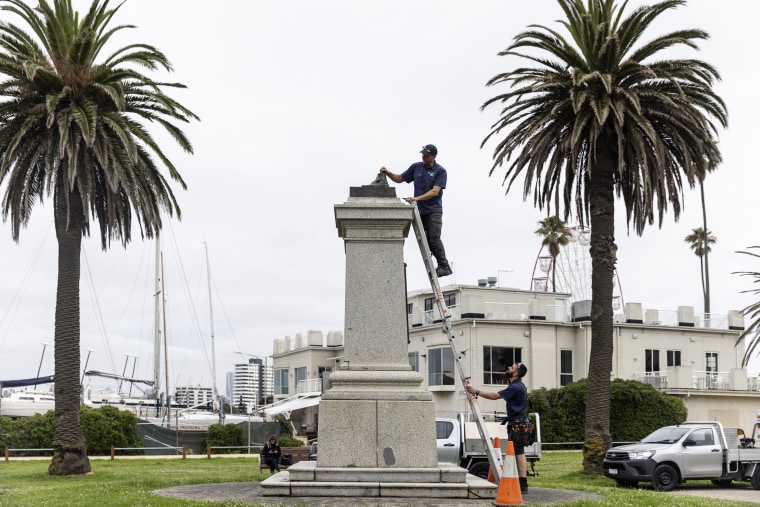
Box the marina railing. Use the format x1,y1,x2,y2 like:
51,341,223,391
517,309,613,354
3,445,268,461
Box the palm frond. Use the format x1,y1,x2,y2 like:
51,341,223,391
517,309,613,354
0,0,198,247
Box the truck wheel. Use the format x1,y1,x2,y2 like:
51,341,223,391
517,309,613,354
652,464,678,492
710,479,732,488
468,462,490,480
615,479,638,488
751,466,760,490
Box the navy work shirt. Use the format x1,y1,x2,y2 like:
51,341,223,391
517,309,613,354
400,162,447,215
498,378,527,418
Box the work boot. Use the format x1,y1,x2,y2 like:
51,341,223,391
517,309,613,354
436,265,452,277
519,477,528,493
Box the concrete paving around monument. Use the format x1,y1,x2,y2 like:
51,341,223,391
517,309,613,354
155,479,602,505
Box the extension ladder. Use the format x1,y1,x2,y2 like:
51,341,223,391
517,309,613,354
410,203,504,482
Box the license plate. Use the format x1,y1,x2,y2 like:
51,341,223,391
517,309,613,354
607,468,618,475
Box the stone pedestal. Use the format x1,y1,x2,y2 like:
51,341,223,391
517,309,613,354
261,183,495,499
319,197,437,469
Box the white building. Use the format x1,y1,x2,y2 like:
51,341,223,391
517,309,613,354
271,282,760,435
231,358,273,414
174,384,214,408
269,330,344,436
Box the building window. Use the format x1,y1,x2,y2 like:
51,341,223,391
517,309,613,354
705,352,718,373
424,293,457,312
482,346,521,385
667,350,681,367
274,368,289,395
295,367,307,393
428,347,455,386
408,351,419,372
407,303,413,316
560,350,573,386
645,349,660,374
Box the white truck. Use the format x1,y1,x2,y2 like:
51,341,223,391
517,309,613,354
603,420,760,491
436,412,542,479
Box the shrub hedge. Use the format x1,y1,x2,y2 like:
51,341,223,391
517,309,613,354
0,405,145,455
528,378,687,445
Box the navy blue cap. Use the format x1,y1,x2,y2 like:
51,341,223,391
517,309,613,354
420,144,437,156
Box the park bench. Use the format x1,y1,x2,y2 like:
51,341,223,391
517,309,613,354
258,446,311,471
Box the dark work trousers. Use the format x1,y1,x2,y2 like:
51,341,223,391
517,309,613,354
421,212,449,269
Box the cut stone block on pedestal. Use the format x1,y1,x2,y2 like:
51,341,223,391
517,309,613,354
317,398,437,468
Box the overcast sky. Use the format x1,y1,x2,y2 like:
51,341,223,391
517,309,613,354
1,0,758,395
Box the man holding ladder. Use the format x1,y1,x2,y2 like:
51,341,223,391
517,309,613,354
467,362,530,494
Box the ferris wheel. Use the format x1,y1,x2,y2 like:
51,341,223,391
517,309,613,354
530,224,624,314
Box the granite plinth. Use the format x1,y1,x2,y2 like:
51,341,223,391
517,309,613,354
317,398,437,468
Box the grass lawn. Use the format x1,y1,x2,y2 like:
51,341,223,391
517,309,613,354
0,451,757,506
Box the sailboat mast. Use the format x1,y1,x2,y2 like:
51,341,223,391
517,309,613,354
161,252,170,418
204,242,220,423
153,235,161,398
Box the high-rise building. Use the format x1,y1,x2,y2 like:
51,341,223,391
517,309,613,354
174,384,214,408
231,358,273,414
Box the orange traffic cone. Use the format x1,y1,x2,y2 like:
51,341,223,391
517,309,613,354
487,437,502,484
493,440,522,506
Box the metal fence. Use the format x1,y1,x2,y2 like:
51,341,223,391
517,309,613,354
3,444,268,461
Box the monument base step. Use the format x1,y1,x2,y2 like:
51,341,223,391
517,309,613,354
260,463,497,500
287,461,468,483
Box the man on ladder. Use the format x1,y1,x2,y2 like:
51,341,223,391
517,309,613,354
381,144,452,277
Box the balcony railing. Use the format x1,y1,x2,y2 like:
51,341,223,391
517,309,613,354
632,371,755,391
646,310,733,330
296,378,322,395
407,301,738,329
633,372,669,389
692,371,729,390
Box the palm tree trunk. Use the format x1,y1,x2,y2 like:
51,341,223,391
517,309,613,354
582,145,616,475
700,182,711,323
48,181,91,476
551,253,557,292
699,254,706,314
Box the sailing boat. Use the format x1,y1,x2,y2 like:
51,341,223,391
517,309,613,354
0,375,55,418
138,241,256,431
82,236,164,417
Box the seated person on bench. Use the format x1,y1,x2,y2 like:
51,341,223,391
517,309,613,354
261,434,281,473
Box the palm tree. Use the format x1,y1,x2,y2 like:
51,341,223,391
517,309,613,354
535,216,571,292
0,0,198,475
684,226,716,319
481,0,726,474
734,247,760,368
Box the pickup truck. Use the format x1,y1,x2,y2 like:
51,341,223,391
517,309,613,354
437,412,542,479
603,421,760,491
